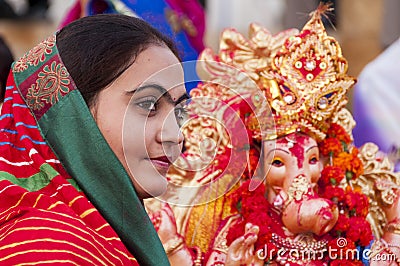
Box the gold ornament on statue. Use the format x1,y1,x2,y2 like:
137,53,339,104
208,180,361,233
260,6,355,141
196,4,356,142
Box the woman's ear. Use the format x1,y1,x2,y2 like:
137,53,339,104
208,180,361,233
88,97,99,122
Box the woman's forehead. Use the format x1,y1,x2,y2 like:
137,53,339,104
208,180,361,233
133,48,184,90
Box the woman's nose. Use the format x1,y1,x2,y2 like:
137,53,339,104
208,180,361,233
158,109,184,145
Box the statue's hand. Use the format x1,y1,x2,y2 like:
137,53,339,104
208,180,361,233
226,223,264,266
372,180,400,265
388,189,400,222
154,202,179,244
149,203,195,265
378,180,400,222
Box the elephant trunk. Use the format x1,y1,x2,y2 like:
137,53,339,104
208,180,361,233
280,175,339,236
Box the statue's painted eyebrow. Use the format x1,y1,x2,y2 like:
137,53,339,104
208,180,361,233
266,148,290,157
306,145,318,153
129,83,189,105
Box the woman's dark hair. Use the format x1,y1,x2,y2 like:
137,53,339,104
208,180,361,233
0,36,14,102
56,14,180,108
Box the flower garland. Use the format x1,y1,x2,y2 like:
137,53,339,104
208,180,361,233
225,123,373,265
226,179,332,266
318,123,373,263
226,180,281,263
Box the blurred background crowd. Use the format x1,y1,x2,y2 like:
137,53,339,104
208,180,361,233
0,0,399,164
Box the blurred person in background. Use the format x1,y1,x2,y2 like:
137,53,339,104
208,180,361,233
0,0,17,18
353,37,400,170
27,0,49,18
0,0,49,19
380,0,400,49
0,35,14,103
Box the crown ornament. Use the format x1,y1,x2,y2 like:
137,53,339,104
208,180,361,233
195,3,356,142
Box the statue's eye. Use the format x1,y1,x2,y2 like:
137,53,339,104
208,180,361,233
309,156,318,164
272,158,284,167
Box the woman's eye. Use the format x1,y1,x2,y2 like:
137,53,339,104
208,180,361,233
137,99,157,112
271,158,284,167
309,156,319,164
174,106,189,126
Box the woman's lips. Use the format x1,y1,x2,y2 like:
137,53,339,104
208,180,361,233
149,156,172,174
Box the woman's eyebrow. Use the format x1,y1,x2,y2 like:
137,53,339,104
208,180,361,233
130,83,189,105
175,93,190,105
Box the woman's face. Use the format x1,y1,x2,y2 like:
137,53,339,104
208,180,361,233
92,46,188,199
262,133,323,203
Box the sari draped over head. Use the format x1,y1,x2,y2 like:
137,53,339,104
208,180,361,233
0,35,169,265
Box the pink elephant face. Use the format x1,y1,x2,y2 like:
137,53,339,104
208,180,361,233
261,132,338,235
262,133,323,203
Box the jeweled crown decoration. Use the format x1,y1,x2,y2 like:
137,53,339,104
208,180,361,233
196,3,356,141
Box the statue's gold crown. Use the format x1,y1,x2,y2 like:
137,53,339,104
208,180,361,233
195,4,356,142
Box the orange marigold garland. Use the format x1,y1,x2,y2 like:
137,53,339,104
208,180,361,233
318,123,373,262
319,137,343,157
333,148,364,180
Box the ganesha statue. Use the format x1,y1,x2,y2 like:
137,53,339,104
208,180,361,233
145,3,400,266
